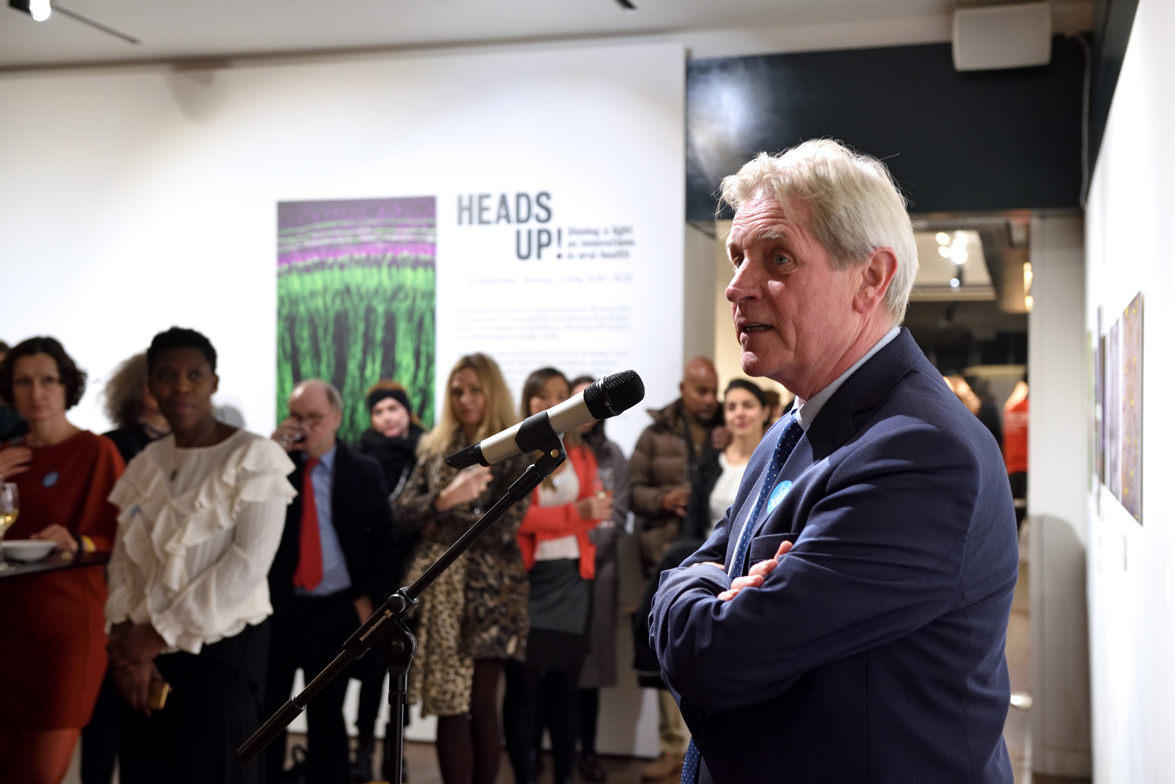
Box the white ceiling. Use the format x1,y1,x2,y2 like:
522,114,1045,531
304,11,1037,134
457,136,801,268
1,0,968,69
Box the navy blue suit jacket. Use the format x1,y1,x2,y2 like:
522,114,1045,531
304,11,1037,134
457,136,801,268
651,330,1018,783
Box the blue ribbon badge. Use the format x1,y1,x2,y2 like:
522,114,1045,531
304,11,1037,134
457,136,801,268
42,471,59,488
766,480,792,515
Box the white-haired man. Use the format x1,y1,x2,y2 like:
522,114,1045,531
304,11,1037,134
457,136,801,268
650,140,1018,782
265,380,399,784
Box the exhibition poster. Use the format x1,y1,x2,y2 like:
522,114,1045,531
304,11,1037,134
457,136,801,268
277,197,436,444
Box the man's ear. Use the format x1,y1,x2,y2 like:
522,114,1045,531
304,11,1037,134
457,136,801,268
854,248,898,315
211,373,220,395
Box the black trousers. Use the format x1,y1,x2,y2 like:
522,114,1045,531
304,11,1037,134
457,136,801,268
503,662,581,784
265,592,360,784
118,621,270,784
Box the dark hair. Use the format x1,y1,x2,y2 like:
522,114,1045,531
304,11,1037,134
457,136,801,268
147,327,217,373
103,352,149,430
0,340,9,355
520,367,569,420
725,378,768,408
0,336,87,409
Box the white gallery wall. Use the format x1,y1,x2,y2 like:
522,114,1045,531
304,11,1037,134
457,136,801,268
0,40,684,456
0,40,683,756
1085,0,1175,778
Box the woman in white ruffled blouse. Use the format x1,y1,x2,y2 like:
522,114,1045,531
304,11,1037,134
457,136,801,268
104,328,296,784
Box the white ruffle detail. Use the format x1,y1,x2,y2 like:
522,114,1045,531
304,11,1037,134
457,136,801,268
115,435,295,592
107,432,296,651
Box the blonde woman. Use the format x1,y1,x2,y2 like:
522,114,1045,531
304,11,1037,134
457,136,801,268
394,353,530,784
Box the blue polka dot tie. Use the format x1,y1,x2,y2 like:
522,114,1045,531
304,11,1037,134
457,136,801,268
679,412,804,784
729,412,803,577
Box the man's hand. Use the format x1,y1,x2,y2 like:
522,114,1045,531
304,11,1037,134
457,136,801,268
271,418,305,452
661,486,690,517
717,540,794,601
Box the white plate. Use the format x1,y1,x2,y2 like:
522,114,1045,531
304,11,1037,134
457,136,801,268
3,540,56,562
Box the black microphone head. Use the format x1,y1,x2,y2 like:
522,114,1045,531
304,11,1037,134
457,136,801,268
583,370,645,419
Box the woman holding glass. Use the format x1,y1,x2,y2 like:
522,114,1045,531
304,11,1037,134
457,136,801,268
394,353,529,784
0,336,124,784
503,368,610,784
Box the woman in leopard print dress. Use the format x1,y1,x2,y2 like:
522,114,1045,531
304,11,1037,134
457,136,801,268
395,353,530,784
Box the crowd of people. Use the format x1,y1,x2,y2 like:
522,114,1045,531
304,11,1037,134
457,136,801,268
0,328,786,784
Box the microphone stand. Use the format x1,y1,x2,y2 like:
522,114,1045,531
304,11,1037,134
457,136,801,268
238,429,567,783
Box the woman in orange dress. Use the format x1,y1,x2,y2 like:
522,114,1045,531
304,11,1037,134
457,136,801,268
0,337,124,784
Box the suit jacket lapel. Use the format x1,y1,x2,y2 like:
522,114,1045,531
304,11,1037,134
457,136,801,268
743,329,925,541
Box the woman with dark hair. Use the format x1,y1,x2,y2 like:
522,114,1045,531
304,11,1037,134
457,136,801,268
101,352,170,464
683,379,773,543
0,336,124,784
104,327,296,784
503,368,610,784
351,379,425,782
567,376,630,783
394,353,529,784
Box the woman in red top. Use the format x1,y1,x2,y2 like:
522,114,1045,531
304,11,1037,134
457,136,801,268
503,368,611,784
0,337,123,784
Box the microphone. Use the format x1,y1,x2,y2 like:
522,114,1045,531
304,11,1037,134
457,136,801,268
446,370,645,469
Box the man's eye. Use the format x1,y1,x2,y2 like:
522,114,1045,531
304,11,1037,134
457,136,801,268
773,254,791,265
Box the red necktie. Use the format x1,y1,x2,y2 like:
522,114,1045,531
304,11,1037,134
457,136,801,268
293,457,323,590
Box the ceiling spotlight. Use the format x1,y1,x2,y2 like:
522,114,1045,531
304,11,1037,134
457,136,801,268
10,0,140,43
938,246,951,258
9,0,52,21
936,232,950,246
949,277,960,288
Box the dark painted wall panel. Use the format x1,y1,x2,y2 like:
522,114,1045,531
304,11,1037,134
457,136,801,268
687,37,1085,221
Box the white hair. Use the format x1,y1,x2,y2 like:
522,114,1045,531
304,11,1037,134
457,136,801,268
292,379,343,412
720,139,918,323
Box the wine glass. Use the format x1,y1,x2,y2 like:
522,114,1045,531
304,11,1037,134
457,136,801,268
0,483,18,541
593,467,615,528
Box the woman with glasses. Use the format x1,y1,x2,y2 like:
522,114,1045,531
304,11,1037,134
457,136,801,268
0,336,124,784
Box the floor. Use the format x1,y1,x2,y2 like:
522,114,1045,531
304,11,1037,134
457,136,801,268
64,554,1035,784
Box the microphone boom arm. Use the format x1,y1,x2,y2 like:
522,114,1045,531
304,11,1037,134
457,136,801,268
238,418,568,773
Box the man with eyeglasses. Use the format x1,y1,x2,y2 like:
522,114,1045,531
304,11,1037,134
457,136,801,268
265,380,400,784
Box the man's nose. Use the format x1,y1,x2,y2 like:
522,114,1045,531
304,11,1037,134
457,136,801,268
726,260,761,303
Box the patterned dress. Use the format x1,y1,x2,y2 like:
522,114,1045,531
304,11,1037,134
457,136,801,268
394,432,530,716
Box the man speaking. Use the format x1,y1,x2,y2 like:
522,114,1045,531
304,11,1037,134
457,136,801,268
650,140,1018,783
